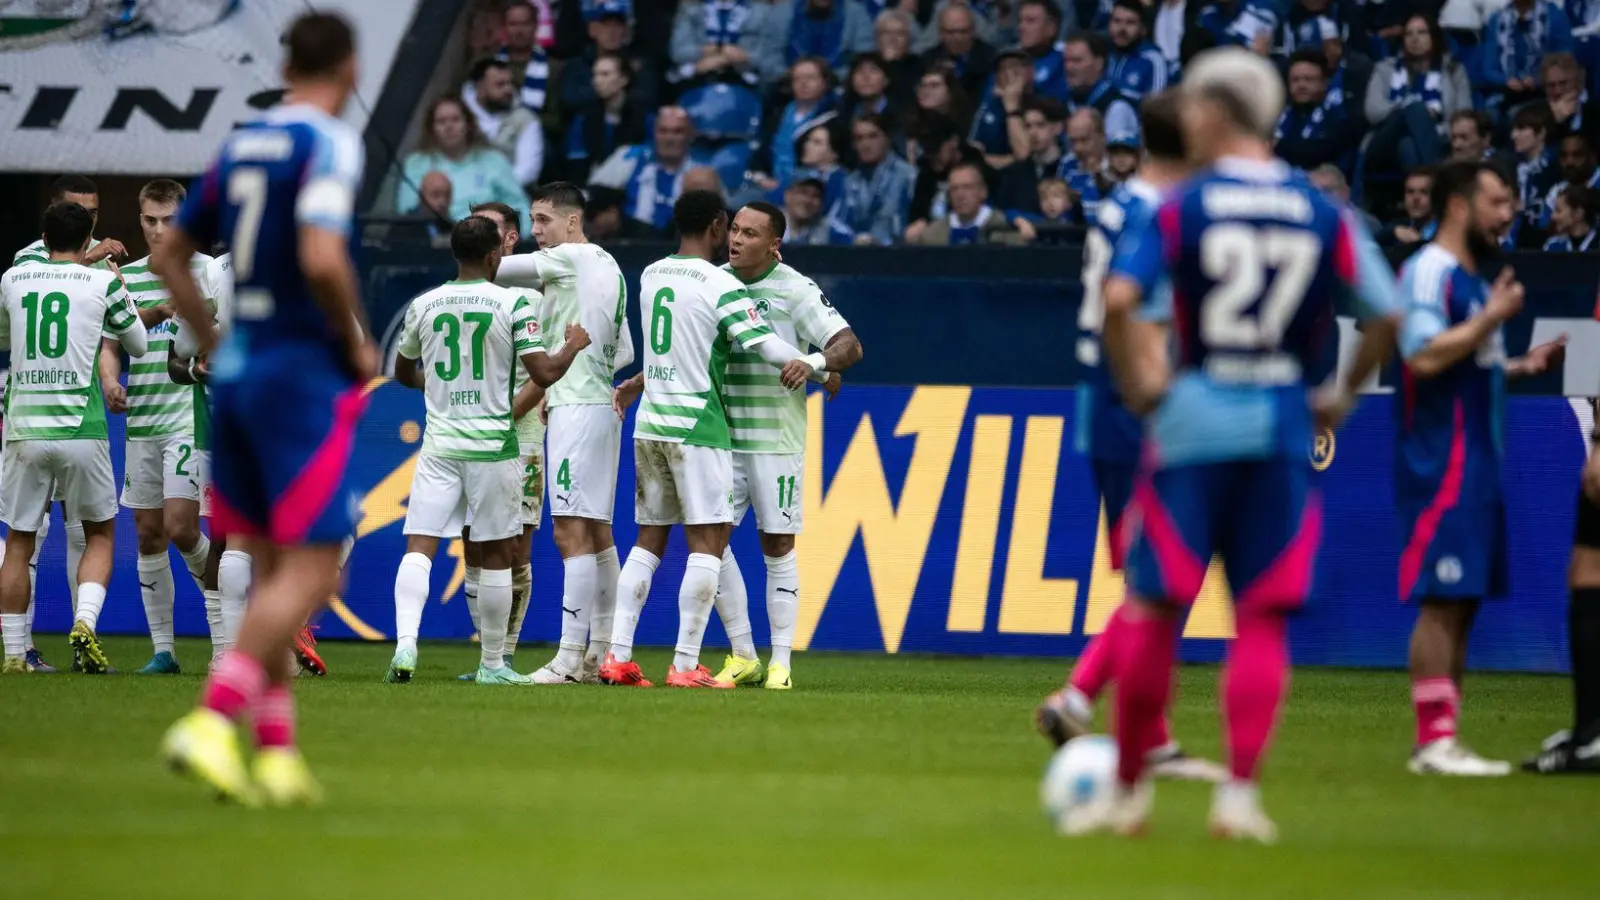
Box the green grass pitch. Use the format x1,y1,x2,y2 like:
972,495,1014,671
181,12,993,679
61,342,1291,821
0,637,1592,898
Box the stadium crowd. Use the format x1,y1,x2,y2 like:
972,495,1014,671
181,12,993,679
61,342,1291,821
390,0,1600,251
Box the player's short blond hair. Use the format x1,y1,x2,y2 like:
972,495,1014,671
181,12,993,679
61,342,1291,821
1182,47,1284,141
139,178,186,208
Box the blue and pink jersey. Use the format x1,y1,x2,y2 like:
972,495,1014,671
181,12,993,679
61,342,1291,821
177,103,367,545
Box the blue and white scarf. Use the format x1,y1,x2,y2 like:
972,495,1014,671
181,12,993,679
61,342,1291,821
1276,102,1327,142
1498,2,1550,82
495,45,549,111
948,205,994,245
705,0,751,47
1388,67,1444,117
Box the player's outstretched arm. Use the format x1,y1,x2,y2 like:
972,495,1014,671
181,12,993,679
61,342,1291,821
150,228,216,357
1405,268,1522,379
522,323,592,387
495,253,547,291
1507,334,1569,379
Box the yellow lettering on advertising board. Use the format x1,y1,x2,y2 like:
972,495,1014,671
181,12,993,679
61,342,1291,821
947,415,1011,632
997,416,1078,635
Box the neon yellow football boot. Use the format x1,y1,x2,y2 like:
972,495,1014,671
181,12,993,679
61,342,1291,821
253,747,325,807
764,661,792,691
162,709,258,806
712,654,765,687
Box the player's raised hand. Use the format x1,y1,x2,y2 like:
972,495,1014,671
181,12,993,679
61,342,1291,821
1486,268,1524,322
565,323,592,352
1310,383,1355,432
86,239,127,265
1520,334,1568,376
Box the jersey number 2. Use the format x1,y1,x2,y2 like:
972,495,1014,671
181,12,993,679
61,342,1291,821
1199,225,1320,349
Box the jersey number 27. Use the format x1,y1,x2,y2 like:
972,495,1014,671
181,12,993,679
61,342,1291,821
1199,225,1320,350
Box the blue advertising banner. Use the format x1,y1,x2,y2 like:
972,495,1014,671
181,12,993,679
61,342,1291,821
22,382,1590,674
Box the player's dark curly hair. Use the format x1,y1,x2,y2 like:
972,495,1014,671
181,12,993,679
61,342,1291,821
451,215,504,263
673,189,729,238
41,202,95,253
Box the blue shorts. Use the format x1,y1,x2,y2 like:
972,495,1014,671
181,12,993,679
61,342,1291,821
1124,458,1321,611
210,367,367,546
1092,460,1137,572
1398,500,1509,602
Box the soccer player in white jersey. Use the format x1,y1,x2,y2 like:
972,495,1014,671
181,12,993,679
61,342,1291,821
494,182,634,684
388,215,591,684
601,190,830,688
120,179,217,675
6,175,128,672
705,201,862,690
0,202,162,673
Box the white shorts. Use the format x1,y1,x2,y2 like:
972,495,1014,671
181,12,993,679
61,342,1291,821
467,443,543,530
731,452,804,534
404,452,524,543
0,440,118,531
545,403,621,522
122,434,203,509
634,438,732,526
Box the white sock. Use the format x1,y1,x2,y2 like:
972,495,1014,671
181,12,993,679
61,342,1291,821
463,570,482,631
76,582,107,631
609,547,660,663
1,613,25,660
394,552,431,655
715,546,757,659
556,553,596,672
64,520,84,607
218,550,251,651
673,552,721,672
506,563,532,656
179,533,211,596
588,545,619,666
138,552,176,655
478,567,513,669
203,590,224,657
766,552,798,669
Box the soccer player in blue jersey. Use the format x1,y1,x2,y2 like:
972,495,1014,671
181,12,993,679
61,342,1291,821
1035,90,1223,784
1396,160,1567,777
1085,48,1402,842
151,11,376,807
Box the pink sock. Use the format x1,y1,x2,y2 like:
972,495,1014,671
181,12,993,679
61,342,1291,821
1411,677,1459,747
252,684,296,749
1113,611,1178,786
1222,610,1290,782
201,650,267,721
1070,604,1129,700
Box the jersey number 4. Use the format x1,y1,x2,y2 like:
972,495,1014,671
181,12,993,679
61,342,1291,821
1199,225,1320,350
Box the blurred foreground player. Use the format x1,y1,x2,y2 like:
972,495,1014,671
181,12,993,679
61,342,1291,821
1035,90,1223,783
155,12,376,806
1395,161,1566,777
1086,48,1401,841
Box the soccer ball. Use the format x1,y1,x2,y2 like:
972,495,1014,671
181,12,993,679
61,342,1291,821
1040,735,1118,831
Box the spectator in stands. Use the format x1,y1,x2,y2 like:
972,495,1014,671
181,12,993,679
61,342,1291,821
1106,0,1169,101
683,166,729,202
1542,52,1600,142
1063,107,1109,221
920,0,1007,54
1275,50,1361,176
995,96,1068,214
782,176,833,245
558,2,662,114
771,58,840,189
831,112,917,244
794,116,851,208
495,2,551,112
1062,33,1140,139
1018,0,1071,102
1449,109,1496,160
788,0,875,74
1544,183,1600,249
462,58,545,189
588,106,703,235
905,114,991,239
1007,176,1077,243
1106,131,1140,183
1483,0,1575,123
1440,0,1506,47
969,47,1033,166
910,66,974,138
1510,102,1558,242
398,95,531,232
910,161,1022,244
1152,0,1187,68
412,171,454,240
1381,167,1438,250
922,2,998,98
1363,16,1472,172
842,52,901,126
1196,0,1279,52
671,0,793,89
564,51,655,184
580,185,654,244
1308,163,1382,233
875,8,926,109
1542,131,1600,225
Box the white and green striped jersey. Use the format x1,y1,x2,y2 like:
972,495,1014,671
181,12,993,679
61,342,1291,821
119,253,212,439
496,242,632,409
635,255,772,448
12,238,106,270
722,262,848,454
512,350,544,448
397,279,538,462
0,260,142,441
170,254,231,452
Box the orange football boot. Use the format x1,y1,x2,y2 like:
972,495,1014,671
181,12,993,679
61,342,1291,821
293,625,327,676
665,664,733,689
598,653,653,687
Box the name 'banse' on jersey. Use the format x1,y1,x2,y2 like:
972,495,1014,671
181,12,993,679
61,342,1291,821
1394,245,1506,504
1076,178,1160,463
176,104,363,380
1110,159,1356,464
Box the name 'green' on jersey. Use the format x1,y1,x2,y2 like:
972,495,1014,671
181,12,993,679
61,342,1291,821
498,242,630,409
0,260,142,441
722,261,848,454
398,280,537,462
120,253,212,439
636,255,773,448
